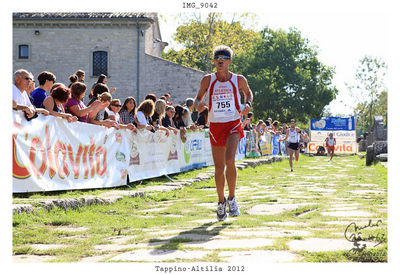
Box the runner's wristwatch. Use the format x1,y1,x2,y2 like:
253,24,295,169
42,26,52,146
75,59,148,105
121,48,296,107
246,101,252,108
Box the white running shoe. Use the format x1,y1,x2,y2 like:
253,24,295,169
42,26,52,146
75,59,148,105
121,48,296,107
227,197,241,217
217,198,227,221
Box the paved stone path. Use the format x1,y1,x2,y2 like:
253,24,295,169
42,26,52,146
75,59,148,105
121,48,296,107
12,156,387,263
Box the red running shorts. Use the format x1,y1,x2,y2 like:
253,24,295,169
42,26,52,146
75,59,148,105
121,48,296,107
209,119,244,147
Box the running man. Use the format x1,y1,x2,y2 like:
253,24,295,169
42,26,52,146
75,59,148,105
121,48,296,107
194,45,253,221
325,132,336,161
278,119,305,172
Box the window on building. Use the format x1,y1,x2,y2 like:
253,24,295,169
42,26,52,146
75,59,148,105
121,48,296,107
93,51,108,76
18,45,29,59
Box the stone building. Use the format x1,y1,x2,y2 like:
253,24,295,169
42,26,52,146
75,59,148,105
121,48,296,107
12,12,205,104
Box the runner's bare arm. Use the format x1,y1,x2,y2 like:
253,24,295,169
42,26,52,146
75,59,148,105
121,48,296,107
194,75,211,113
238,75,253,116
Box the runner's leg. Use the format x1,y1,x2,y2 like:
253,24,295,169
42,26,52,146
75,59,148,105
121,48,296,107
225,133,240,199
211,145,226,203
295,148,300,161
289,148,294,170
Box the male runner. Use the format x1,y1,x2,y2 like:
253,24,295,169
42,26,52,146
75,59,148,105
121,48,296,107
194,45,253,221
278,119,305,172
325,132,336,161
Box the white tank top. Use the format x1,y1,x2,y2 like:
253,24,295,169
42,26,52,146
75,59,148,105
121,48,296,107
327,137,335,146
207,72,241,123
288,127,300,143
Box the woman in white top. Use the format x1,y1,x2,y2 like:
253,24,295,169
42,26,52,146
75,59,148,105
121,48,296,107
136,99,169,136
279,119,305,172
108,98,136,131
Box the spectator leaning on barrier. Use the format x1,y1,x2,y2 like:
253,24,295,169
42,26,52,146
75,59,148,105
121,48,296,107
162,105,178,134
42,85,78,123
119,97,137,126
196,106,209,129
12,69,49,119
108,98,136,131
88,92,117,128
150,99,170,136
151,99,166,127
173,105,188,130
31,71,56,108
183,98,198,130
66,82,100,123
136,99,155,131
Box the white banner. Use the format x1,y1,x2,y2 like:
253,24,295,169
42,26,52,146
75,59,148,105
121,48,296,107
13,110,247,192
310,130,356,142
309,129,357,154
126,129,246,182
13,111,130,193
307,142,358,154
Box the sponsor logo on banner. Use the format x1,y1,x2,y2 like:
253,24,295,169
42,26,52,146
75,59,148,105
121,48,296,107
311,130,356,142
308,142,358,153
310,116,355,131
13,111,129,193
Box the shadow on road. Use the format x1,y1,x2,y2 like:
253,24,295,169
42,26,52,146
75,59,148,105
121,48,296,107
148,221,233,255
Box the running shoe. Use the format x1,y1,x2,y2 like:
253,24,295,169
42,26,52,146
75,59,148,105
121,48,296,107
217,198,227,221
227,197,241,217
291,168,294,172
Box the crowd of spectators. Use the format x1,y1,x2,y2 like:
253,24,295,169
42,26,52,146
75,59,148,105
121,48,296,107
12,69,209,138
12,68,309,154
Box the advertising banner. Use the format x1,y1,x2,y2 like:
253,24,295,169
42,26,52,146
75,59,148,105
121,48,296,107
308,141,358,154
259,133,273,156
13,111,130,193
13,111,249,192
310,130,356,143
245,131,259,158
272,134,280,156
309,116,357,154
310,116,355,131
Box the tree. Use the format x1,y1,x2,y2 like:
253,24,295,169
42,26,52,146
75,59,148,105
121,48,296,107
347,56,387,135
161,13,259,73
233,27,338,123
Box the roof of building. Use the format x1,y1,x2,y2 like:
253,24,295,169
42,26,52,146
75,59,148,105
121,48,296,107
13,12,155,20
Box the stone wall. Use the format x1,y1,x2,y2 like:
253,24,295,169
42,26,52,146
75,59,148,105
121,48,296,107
13,24,146,104
13,18,204,106
143,54,205,105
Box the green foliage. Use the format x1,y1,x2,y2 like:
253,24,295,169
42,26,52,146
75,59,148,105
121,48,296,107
233,27,338,123
161,13,259,73
347,56,387,135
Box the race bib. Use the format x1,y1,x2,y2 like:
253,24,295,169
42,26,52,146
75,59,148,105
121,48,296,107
212,93,235,119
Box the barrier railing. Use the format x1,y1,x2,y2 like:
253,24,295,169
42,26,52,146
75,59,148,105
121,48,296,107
12,111,276,193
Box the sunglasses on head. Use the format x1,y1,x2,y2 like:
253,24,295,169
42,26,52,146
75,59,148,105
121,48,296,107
214,55,231,61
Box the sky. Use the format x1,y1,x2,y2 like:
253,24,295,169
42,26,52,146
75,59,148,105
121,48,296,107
158,10,389,116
